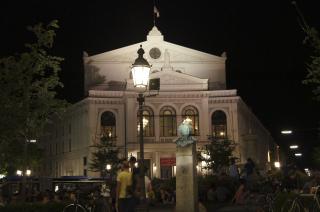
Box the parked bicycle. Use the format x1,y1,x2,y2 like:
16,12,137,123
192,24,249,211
281,186,320,212
63,191,88,212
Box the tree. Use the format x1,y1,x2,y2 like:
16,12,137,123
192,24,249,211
302,24,320,101
312,146,320,167
90,135,123,179
198,137,236,174
292,1,320,100
0,20,68,175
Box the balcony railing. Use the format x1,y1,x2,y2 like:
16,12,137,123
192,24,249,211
128,136,205,144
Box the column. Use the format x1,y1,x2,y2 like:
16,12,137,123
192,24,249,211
176,143,199,212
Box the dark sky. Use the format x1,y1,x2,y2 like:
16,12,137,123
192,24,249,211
1,1,319,166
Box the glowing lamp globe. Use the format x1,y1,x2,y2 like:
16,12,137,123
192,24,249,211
131,45,151,88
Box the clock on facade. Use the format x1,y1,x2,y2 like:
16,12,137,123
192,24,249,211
149,47,161,59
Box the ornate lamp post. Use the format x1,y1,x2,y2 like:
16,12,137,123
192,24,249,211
131,45,151,204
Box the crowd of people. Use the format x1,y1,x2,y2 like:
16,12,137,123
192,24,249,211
1,157,319,211
204,157,320,208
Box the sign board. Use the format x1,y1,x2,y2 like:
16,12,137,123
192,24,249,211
160,158,176,166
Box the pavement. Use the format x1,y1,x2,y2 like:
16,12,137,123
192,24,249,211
148,203,261,212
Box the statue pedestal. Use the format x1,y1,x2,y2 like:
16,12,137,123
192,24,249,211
176,143,199,212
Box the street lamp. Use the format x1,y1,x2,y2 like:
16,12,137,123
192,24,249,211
281,130,292,134
16,170,22,176
289,145,299,149
274,161,281,168
106,164,111,171
131,45,151,203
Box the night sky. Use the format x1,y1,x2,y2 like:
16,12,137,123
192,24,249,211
1,1,319,166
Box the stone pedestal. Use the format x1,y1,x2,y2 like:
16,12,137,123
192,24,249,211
176,143,198,212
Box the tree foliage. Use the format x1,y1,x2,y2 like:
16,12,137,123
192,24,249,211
198,137,236,174
90,136,123,179
302,25,320,100
312,146,320,167
293,1,320,100
0,20,68,174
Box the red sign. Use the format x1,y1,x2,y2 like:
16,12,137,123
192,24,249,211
160,158,176,166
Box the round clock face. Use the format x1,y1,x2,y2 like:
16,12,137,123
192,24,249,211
149,47,161,59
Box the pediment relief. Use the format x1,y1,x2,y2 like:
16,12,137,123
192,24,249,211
119,71,209,91
85,40,225,64
150,70,207,85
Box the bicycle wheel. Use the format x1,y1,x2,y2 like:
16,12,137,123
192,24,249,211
288,200,302,212
63,203,87,212
281,199,293,212
311,201,320,212
266,202,275,212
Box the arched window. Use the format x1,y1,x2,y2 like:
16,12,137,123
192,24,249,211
101,111,116,139
182,105,199,136
211,110,227,139
160,106,177,137
137,106,154,137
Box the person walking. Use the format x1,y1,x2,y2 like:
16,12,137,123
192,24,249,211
116,161,134,212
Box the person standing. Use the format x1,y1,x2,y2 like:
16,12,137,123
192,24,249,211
242,158,255,190
229,158,239,180
116,161,133,212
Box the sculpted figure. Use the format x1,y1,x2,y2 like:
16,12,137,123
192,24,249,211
174,118,196,147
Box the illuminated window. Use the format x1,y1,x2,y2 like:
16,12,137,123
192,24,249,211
101,111,116,139
211,110,227,139
137,106,154,137
160,106,177,136
182,105,199,136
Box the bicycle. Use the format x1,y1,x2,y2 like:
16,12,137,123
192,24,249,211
281,186,320,212
62,192,88,212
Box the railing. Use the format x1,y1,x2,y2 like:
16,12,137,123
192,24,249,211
128,136,206,144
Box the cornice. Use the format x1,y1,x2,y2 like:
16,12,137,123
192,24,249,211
87,89,238,100
88,98,124,105
209,96,240,104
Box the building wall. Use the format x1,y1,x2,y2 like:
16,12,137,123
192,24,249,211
42,89,275,178
41,101,90,177
237,100,275,168
42,27,276,178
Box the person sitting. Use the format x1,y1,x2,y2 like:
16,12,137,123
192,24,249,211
232,179,249,205
206,184,216,202
159,188,172,204
215,184,231,203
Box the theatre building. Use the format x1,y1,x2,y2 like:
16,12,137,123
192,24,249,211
41,27,276,178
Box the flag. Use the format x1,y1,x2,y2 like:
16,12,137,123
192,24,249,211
154,6,160,18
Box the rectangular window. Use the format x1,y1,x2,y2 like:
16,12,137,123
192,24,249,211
55,161,58,177
55,143,58,155
69,139,71,152
83,157,87,166
160,166,173,179
83,169,87,176
160,116,177,136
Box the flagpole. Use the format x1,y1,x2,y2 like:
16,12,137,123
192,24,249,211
153,0,156,26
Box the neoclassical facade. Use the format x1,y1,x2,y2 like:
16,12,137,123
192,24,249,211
41,27,276,178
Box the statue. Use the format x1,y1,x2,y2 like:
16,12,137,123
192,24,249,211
174,118,197,147
161,49,173,71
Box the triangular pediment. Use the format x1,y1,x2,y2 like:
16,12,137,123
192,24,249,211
84,40,225,64
127,70,208,91
83,27,226,94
